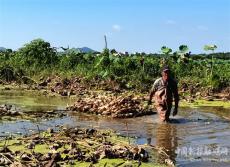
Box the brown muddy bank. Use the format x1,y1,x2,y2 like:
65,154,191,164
1,74,230,100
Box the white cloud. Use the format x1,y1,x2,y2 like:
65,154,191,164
112,24,122,32
165,20,176,25
197,25,208,31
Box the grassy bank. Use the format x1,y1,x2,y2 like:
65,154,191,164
180,99,230,108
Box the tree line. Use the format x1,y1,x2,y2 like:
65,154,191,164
0,39,229,92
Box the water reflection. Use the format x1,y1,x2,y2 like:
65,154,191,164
155,123,178,164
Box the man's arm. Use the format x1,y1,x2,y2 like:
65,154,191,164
149,89,155,105
172,80,179,116
148,79,159,105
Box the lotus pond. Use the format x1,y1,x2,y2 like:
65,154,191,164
0,89,230,167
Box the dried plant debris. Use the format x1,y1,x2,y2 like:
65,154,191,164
37,76,87,96
0,104,22,117
67,94,154,118
0,104,68,121
0,127,152,167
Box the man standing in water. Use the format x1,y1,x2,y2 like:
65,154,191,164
148,66,179,122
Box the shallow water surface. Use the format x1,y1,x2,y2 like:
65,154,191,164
0,90,230,166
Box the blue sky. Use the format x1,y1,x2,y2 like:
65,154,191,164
0,0,230,53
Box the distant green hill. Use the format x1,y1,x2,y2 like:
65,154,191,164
79,47,96,53
0,47,6,52
67,47,97,53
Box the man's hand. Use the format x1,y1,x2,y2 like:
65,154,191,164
173,108,178,116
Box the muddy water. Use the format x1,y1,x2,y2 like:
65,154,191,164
0,90,230,167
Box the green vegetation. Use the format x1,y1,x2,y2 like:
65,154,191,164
180,99,230,108
0,39,229,93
